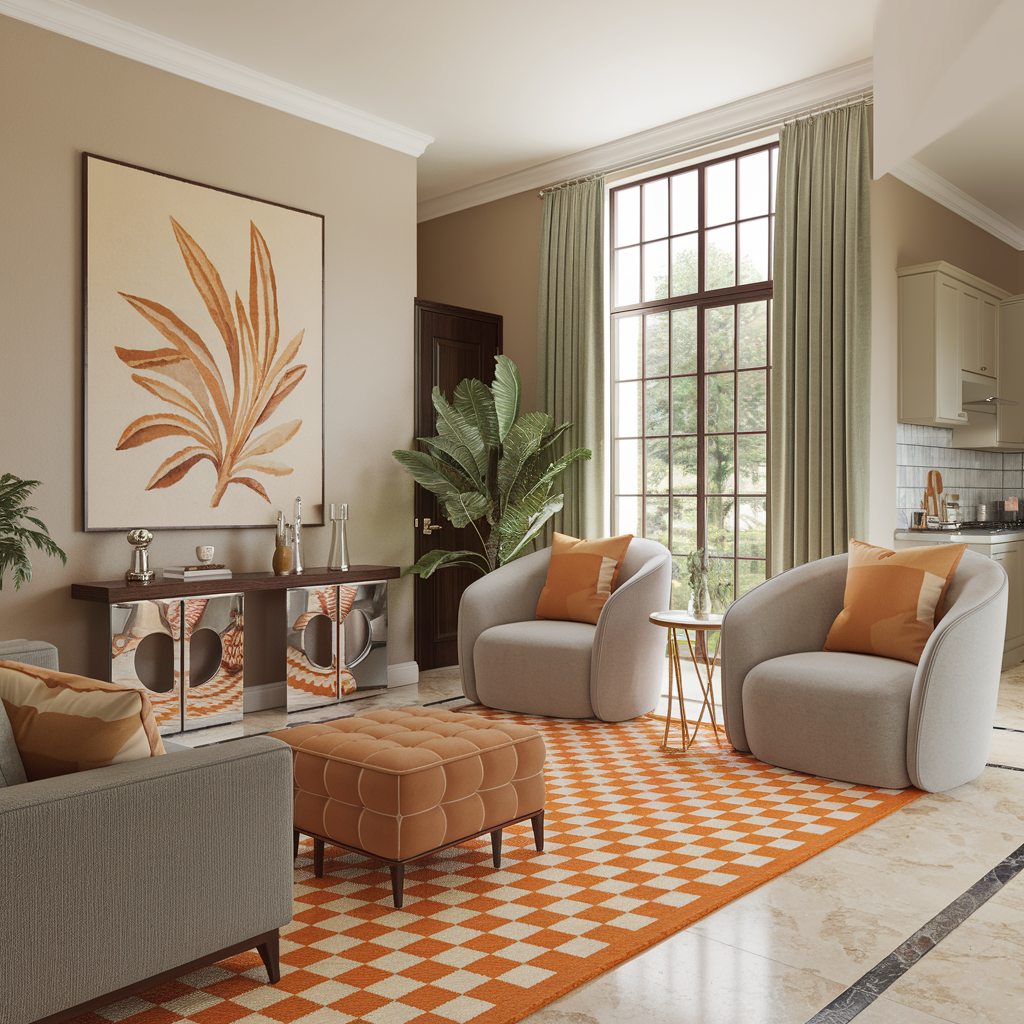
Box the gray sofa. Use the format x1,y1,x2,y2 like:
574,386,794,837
721,549,1008,793
458,537,672,721
0,669,294,1024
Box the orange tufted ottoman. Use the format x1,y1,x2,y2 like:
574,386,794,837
269,707,546,906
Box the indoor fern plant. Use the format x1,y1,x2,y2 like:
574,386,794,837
393,356,591,578
0,474,67,590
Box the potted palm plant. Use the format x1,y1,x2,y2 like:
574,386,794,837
0,474,67,590
392,356,590,577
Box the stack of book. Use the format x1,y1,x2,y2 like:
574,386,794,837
161,564,233,580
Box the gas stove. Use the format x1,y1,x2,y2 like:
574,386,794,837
915,520,1024,533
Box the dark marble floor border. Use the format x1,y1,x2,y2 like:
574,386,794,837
804,841,1024,1023
987,762,1024,773
993,725,1024,735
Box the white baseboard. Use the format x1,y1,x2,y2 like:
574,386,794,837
243,681,287,713
387,661,419,688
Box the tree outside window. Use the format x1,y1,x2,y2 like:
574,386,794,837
610,145,776,612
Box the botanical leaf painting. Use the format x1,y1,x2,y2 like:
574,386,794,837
115,218,306,507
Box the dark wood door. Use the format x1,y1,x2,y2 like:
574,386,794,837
414,299,502,669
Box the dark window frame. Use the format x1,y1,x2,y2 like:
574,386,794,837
609,143,777,609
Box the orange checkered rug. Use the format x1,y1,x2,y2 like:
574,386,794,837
72,711,921,1024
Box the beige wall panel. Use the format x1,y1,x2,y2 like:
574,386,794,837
0,17,417,682
417,189,542,411
869,173,1020,546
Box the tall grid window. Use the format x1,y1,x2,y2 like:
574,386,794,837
610,144,777,610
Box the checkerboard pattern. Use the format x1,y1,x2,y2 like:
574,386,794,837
68,712,921,1024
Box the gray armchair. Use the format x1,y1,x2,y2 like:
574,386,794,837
458,537,672,721
0,704,294,1024
721,549,1007,793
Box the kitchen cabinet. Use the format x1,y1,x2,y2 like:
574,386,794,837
894,531,1024,669
950,293,1024,450
897,262,1009,428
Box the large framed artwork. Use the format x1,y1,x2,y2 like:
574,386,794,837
83,154,324,530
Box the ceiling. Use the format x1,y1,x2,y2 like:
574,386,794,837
49,0,877,204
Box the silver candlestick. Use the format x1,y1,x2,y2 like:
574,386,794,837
125,529,155,583
291,496,304,574
328,503,350,571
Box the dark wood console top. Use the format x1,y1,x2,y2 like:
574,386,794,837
71,565,401,604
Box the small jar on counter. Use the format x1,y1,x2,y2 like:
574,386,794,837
946,493,960,523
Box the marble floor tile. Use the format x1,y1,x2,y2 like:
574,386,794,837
849,995,955,1023
519,930,845,1024
987,726,1024,769
880,873,1024,1024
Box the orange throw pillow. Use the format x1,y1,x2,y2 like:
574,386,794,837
535,532,633,625
823,540,967,665
0,661,165,782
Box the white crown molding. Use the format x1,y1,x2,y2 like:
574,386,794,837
888,158,1024,251
417,59,873,223
0,0,433,157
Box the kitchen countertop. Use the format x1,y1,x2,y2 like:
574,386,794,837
895,528,1024,542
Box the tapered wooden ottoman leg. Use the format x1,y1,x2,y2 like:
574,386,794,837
390,864,405,908
293,830,300,861
256,930,281,983
313,837,325,878
491,828,503,868
531,811,545,852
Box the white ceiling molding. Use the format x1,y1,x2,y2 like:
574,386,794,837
417,59,873,223
889,158,1024,251
0,0,433,157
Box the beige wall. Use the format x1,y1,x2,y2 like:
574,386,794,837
417,189,542,410
0,17,418,682
868,173,1022,546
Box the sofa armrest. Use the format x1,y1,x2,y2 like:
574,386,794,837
721,554,848,751
590,543,671,722
457,548,551,702
0,736,294,1024
908,554,1008,792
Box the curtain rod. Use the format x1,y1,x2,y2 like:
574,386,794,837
538,173,602,198
782,91,873,126
536,90,873,198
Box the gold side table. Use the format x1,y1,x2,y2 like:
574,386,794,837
649,610,724,750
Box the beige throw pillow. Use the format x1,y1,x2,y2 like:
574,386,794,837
0,661,165,781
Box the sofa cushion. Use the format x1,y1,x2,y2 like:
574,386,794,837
743,650,917,789
475,619,597,719
0,698,28,787
535,532,633,625
823,539,967,664
0,661,165,782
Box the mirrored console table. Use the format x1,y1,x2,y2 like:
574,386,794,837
72,565,400,735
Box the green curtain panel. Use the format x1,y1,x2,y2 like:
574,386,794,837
770,103,871,575
537,176,606,541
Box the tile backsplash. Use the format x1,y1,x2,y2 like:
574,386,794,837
896,423,1024,528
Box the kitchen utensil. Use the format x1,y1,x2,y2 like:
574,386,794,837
910,510,927,530
977,501,1004,523
926,470,943,520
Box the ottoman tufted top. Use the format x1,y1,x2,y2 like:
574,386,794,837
270,706,547,861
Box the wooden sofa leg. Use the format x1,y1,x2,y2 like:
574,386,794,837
491,828,503,869
256,930,281,984
390,864,405,908
531,810,545,852
292,830,300,861
313,837,325,878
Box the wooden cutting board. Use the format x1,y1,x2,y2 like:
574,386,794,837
927,470,943,518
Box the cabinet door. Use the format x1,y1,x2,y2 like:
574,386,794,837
991,544,1021,644
960,286,984,374
981,296,999,377
936,280,964,422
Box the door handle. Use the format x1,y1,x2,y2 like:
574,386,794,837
421,517,442,535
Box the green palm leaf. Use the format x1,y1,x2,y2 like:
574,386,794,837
492,355,522,442
404,548,490,578
442,491,492,529
391,449,466,499
454,378,500,449
0,474,66,591
431,387,489,479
